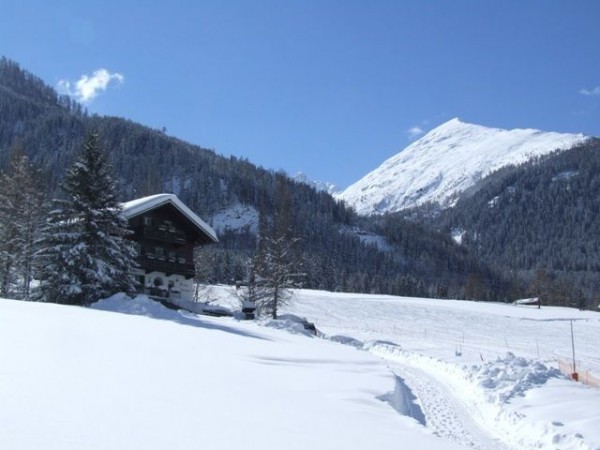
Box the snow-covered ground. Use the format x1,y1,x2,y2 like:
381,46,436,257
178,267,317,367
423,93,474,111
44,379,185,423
2,289,599,449
0,294,460,450
284,290,600,450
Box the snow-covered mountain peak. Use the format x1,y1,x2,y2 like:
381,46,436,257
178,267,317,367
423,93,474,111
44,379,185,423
294,172,339,195
337,119,590,215
428,116,466,131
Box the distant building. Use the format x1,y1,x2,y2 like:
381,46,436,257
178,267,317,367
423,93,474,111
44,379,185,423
121,194,218,302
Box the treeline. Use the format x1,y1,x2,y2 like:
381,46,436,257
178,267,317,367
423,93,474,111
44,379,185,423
0,57,510,300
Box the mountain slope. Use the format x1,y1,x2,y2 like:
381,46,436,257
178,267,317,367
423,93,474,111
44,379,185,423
338,118,589,215
0,57,509,300
431,139,600,304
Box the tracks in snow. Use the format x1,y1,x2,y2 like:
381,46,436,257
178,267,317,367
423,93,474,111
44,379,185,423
352,340,516,450
388,362,513,450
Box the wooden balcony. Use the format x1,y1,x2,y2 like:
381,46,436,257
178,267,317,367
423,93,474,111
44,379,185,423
142,226,187,244
139,255,195,278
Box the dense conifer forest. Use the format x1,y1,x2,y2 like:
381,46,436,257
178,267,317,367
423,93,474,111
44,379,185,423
421,140,600,307
0,57,554,302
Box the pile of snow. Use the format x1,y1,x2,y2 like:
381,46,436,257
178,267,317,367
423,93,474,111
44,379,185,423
92,292,171,316
263,313,317,337
470,352,563,403
338,118,589,215
465,353,597,450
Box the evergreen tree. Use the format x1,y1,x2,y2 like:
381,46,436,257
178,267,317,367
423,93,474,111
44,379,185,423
0,150,47,299
35,132,137,305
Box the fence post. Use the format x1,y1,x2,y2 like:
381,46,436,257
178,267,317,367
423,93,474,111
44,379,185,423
570,320,578,381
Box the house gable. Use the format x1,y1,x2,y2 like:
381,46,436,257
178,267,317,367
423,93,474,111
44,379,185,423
121,193,218,245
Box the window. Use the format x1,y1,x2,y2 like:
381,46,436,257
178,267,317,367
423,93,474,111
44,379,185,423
164,220,177,233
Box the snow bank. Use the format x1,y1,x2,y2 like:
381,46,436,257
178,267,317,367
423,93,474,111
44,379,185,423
93,292,170,316
378,376,426,426
263,314,316,337
472,352,563,403
468,353,599,450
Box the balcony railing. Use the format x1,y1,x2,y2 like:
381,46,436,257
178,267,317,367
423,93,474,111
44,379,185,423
142,286,182,301
142,226,187,244
139,255,195,278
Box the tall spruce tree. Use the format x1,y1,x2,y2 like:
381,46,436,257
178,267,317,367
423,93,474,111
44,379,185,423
35,132,137,305
0,150,47,299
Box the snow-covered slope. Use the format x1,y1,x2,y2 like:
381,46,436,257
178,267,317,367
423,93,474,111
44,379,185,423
337,118,590,215
210,203,259,235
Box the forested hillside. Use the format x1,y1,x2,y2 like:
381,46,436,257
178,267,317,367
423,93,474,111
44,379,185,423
431,140,600,306
0,57,509,300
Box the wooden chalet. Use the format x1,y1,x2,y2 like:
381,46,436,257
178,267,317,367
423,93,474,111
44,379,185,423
121,194,218,302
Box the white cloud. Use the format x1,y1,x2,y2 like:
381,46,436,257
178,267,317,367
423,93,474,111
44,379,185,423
407,126,424,140
58,69,124,103
580,86,600,96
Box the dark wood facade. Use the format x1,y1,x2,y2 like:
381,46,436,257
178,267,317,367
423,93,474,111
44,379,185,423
122,194,218,301
127,203,212,279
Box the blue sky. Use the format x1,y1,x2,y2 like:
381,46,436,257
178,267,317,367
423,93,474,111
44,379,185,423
2,0,600,189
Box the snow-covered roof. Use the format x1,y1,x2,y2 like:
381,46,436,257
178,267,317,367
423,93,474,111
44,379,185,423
513,297,540,305
121,193,218,243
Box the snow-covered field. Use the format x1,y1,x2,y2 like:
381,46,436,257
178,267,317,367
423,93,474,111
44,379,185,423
284,290,600,450
2,289,600,449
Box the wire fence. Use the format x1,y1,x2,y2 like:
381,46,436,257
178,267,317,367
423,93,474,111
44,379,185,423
558,358,600,388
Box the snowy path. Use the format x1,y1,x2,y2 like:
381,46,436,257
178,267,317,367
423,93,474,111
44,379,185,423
318,334,518,449
334,339,518,450
387,362,513,450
